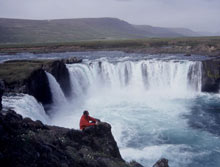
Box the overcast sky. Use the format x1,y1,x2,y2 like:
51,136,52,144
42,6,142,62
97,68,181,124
0,0,219,32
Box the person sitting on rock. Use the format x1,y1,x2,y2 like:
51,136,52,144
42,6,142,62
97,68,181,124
79,110,100,130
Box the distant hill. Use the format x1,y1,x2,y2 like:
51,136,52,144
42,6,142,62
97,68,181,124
0,18,200,44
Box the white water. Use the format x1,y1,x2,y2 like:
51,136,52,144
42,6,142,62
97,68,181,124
2,94,49,123
66,60,202,99
3,58,220,167
60,60,219,167
45,72,67,107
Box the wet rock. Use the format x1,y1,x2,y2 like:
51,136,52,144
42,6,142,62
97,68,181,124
26,69,52,106
62,57,82,64
201,59,220,93
0,111,143,167
0,80,5,110
153,158,169,167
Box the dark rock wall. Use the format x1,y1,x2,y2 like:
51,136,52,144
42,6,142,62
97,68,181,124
26,69,52,106
202,59,220,93
0,111,143,167
0,80,5,110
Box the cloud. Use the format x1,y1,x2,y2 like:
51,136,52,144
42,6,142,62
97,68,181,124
0,0,219,32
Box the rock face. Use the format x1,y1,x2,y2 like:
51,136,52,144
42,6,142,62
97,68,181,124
0,80,5,110
44,60,72,97
1,58,78,98
202,59,220,93
0,58,78,110
153,158,169,167
26,69,52,106
0,111,143,167
63,57,82,64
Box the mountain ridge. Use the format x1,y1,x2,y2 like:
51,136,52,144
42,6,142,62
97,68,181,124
0,17,200,44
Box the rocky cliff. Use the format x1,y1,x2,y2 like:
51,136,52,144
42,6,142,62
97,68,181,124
0,110,145,167
26,69,53,106
0,58,80,109
202,59,220,92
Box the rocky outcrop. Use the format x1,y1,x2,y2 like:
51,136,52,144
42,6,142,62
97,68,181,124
26,69,52,106
0,110,143,167
202,59,220,92
0,58,81,109
153,159,169,167
63,57,82,64
0,80,5,110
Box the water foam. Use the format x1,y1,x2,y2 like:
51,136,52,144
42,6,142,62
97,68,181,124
46,72,67,106
2,94,49,123
67,60,202,100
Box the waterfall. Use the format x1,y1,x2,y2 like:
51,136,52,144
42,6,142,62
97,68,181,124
67,60,202,99
45,72,67,105
2,94,49,123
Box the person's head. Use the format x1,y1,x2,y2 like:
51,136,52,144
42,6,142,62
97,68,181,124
83,110,89,116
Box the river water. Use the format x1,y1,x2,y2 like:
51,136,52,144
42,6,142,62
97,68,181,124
2,51,220,167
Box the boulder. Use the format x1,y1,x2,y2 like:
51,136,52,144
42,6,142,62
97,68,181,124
153,158,169,167
62,57,82,64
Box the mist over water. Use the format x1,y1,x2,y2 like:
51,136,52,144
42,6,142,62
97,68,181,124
2,52,220,167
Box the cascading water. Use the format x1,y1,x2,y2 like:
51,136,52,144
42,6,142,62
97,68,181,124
67,60,202,99
45,72,67,106
1,71,68,123
2,53,220,167
54,59,219,167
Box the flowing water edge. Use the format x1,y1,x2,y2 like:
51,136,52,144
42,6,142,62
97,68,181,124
2,51,220,167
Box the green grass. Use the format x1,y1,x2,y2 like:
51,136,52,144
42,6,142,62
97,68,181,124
0,36,220,54
0,60,53,84
1,36,220,48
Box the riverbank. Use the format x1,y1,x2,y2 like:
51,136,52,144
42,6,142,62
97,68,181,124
0,37,220,56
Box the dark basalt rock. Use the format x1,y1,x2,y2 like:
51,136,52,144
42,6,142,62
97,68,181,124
0,80,5,111
201,59,220,93
62,57,82,64
26,69,52,106
0,111,143,167
153,158,169,167
1,58,79,100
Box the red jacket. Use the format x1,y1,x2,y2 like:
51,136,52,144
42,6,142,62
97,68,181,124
80,115,97,130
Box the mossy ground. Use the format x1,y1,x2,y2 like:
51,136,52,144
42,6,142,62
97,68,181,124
0,60,53,84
